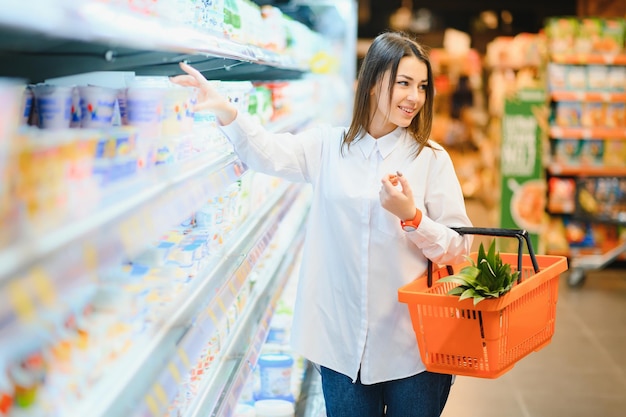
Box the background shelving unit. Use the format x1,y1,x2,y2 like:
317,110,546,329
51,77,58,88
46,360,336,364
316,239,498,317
543,16,626,286
0,1,357,415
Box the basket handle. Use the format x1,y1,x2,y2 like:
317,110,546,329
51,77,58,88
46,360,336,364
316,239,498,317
426,227,540,287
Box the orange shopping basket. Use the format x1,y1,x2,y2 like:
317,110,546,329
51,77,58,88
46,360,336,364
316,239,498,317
398,227,569,379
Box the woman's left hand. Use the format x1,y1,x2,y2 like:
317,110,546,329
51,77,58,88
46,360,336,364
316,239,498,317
379,171,416,220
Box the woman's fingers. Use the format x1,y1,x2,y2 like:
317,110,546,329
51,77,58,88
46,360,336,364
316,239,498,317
179,62,204,80
396,173,409,189
396,173,414,201
382,171,405,187
169,74,198,87
171,62,211,88
169,62,237,124
382,173,400,187
381,172,413,199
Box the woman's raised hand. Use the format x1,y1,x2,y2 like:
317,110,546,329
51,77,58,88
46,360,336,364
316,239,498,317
379,171,416,221
170,62,238,125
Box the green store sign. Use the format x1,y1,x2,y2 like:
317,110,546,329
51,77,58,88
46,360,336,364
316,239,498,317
500,89,547,253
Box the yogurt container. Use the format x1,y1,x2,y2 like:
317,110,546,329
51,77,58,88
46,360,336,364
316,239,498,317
254,399,294,417
31,84,74,129
256,353,294,402
78,85,118,128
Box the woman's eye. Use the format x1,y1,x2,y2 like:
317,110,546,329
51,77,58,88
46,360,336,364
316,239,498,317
397,81,409,86
419,84,428,91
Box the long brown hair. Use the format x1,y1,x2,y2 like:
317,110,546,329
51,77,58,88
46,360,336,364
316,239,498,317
342,31,435,157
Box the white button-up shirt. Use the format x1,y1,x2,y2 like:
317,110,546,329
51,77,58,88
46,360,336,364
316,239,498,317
220,113,473,384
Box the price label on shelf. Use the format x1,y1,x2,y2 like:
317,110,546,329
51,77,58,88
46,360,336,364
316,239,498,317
83,243,99,271
207,309,219,327
144,394,160,417
168,361,183,384
7,279,36,322
152,384,169,407
235,264,250,286
138,207,156,232
119,214,145,254
178,347,191,369
31,267,56,308
228,280,237,297
216,297,227,314
6,267,59,323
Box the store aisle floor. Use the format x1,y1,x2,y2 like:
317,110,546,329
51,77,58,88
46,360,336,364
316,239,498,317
297,199,626,417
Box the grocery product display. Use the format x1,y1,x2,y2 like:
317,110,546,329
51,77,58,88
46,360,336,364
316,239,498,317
543,16,626,285
0,1,356,416
482,21,625,285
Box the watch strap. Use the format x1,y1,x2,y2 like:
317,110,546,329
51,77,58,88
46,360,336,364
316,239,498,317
400,208,422,231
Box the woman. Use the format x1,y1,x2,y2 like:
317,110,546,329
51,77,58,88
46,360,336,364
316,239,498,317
171,31,473,417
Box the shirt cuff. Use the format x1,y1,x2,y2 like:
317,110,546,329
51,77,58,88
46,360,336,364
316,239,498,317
218,111,261,144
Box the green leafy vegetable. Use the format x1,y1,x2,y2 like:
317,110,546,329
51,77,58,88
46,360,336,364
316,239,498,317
439,240,520,305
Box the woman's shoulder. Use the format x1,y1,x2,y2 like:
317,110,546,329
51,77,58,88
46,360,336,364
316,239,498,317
318,122,348,134
426,138,446,151
307,122,348,140
400,129,446,153
418,139,455,164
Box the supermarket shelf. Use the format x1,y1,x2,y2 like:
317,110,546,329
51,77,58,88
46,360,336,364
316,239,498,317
0,154,246,352
0,153,245,282
186,202,308,417
550,52,626,66
550,91,626,103
549,126,626,140
548,241,626,257
547,164,626,177
69,182,306,417
0,2,307,83
558,214,626,227
546,43,626,286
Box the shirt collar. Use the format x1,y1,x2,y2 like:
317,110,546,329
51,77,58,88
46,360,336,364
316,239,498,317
357,127,405,159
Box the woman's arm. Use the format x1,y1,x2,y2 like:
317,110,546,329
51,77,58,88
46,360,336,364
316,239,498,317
415,150,473,264
170,62,323,183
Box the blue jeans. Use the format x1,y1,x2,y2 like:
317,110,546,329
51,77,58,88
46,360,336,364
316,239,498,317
319,366,452,417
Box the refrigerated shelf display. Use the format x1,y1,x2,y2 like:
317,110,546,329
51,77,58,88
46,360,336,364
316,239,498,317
0,0,357,415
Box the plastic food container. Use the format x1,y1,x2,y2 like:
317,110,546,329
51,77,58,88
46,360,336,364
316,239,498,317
254,399,294,417
256,353,294,401
234,403,256,417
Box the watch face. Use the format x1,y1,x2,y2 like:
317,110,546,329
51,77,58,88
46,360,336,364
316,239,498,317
402,225,417,232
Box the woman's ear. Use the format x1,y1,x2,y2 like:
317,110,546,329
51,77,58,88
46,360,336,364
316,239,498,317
370,82,380,97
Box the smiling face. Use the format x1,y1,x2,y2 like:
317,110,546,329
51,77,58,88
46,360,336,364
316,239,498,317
368,55,428,139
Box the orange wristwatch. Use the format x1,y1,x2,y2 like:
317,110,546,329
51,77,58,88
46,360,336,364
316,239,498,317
400,209,422,232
